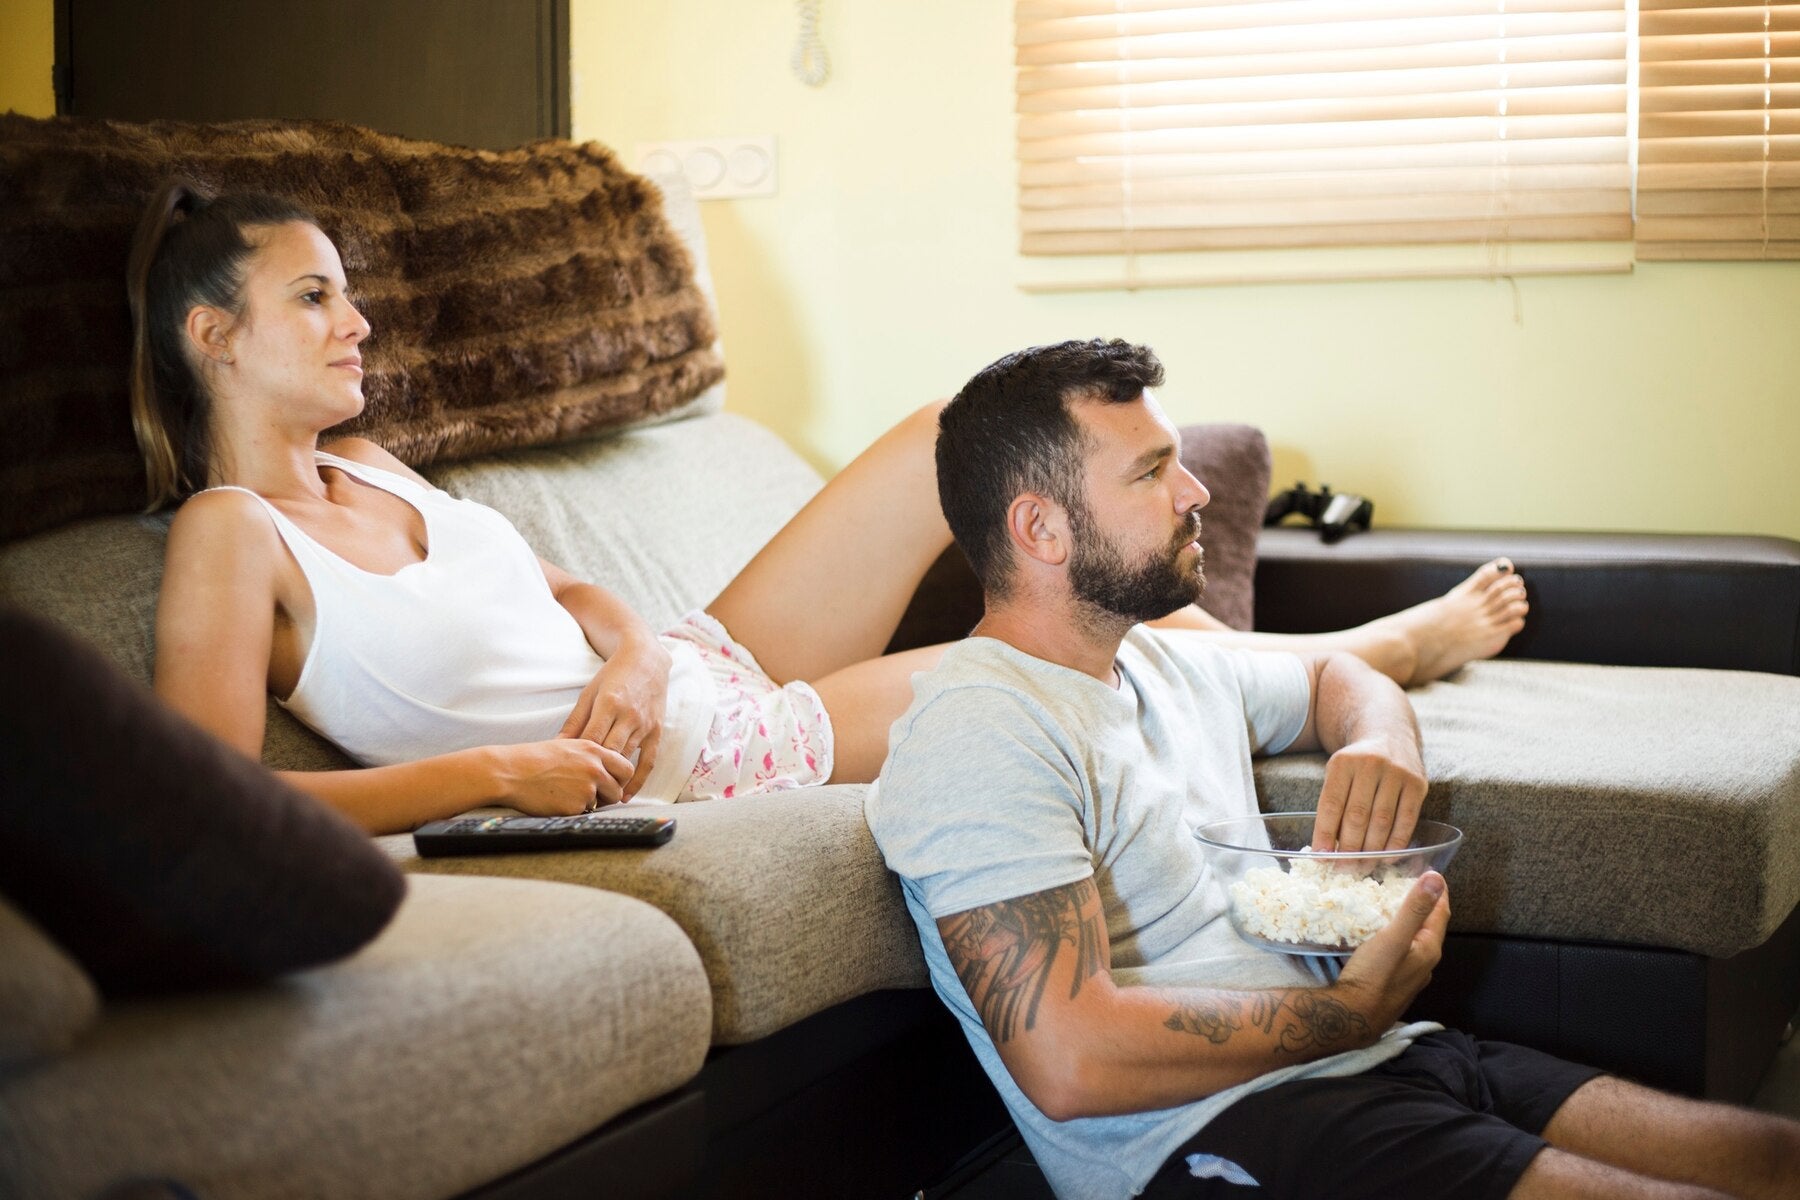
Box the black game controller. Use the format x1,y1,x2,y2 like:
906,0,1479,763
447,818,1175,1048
1264,482,1374,544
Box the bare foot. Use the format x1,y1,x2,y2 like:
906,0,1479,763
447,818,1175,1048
1373,559,1530,686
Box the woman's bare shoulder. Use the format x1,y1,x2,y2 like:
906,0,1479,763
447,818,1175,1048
164,488,281,569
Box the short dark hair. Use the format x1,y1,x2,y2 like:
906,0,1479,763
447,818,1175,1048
936,338,1165,596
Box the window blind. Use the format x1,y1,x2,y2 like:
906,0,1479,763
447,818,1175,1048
1015,0,1633,256
1637,1,1800,259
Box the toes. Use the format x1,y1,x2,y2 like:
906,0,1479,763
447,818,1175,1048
1485,576,1528,611
1454,559,1508,598
1474,558,1515,591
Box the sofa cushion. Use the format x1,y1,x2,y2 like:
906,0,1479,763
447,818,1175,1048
1252,659,1800,959
0,608,405,995
0,874,711,1200
0,114,725,540
424,409,823,632
384,785,928,1045
0,897,100,1072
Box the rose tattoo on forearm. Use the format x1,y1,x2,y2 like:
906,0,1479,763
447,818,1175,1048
1164,989,1370,1057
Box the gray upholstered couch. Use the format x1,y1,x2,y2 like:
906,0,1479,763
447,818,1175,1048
7,404,1799,1200
4,166,1799,1199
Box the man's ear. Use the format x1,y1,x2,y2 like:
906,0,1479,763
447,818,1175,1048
1005,492,1070,568
185,305,235,366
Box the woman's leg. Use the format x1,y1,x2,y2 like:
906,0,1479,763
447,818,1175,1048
711,397,1526,692
708,401,951,685
808,644,949,784
805,560,1525,783
1150,559,1529,687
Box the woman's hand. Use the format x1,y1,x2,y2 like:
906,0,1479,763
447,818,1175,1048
487,739,635,816
558,637,672,800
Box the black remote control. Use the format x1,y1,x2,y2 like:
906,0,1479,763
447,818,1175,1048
413,812,676,857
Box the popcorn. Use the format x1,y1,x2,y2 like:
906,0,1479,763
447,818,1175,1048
1228,854,1415,950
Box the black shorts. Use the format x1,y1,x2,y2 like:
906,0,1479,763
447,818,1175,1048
1139,1031,1605,1200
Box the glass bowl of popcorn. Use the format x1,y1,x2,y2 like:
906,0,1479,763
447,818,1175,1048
1195,813,1463,957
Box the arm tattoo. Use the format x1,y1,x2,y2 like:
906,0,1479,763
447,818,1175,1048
938,879,1106,1044
1164,989,1370,1057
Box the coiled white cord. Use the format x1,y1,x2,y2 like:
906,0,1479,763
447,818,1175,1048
792,0,830,87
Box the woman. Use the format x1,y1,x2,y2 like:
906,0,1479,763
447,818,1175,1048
131,180,1527,835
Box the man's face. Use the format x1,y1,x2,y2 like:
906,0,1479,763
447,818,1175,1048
1064,392,1211,624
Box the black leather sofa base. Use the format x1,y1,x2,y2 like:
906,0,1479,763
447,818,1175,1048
1411,900,1800,1104
1254,526,1800,675
462,1087,707,1200
688,988,1010,1199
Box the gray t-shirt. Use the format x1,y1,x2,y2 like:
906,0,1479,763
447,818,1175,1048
866,629,1432,1199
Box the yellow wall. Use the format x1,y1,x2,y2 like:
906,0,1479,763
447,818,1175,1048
3,1,1790,535
571,1,1800,538
0,0,54,117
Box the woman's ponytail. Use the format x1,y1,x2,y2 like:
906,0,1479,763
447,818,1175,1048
124,178,318,509
126,178,202,510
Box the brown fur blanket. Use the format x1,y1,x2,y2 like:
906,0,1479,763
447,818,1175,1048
0,115,724,540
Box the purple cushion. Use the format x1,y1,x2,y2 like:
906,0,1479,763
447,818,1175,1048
1177,422,1272,632
0,608,405,996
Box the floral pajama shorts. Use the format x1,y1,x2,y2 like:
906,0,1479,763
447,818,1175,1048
662,611,834,801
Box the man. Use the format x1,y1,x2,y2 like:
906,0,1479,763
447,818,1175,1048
866,339,1800,1199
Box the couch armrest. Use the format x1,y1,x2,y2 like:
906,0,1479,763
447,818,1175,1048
1253,527,1800,675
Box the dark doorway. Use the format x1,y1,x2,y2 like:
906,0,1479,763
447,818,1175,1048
54,0,569,150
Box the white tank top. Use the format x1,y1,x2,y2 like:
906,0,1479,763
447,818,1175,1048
209,451,714,802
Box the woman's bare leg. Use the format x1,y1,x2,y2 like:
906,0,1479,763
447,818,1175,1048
809,644,949,784
1150,559,1529,687
708,402,951,685
711,398,1526,692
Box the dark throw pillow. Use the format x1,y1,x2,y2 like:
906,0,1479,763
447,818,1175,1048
885,420,1271,650
1177,421,1272,632
0,608,406,996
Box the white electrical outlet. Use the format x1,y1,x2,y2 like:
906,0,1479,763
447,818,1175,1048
635,136,777,199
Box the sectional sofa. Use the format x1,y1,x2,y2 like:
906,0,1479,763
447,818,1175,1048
2,115,1797,1200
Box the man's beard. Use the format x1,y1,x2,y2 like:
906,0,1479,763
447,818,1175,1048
1068,507,1206,625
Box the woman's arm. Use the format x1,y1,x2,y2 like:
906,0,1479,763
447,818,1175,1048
279,740,632,833
539,559,672,799
153,489,287,758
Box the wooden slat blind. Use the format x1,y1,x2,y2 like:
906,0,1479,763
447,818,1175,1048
1015,0,1632,255
1638,1,1800,259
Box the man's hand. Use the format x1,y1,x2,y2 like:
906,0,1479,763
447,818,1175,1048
1331,871,1450,1031
559,639,671,799
1313,730,1428,852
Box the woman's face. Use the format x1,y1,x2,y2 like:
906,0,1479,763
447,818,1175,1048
216,221,371,428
